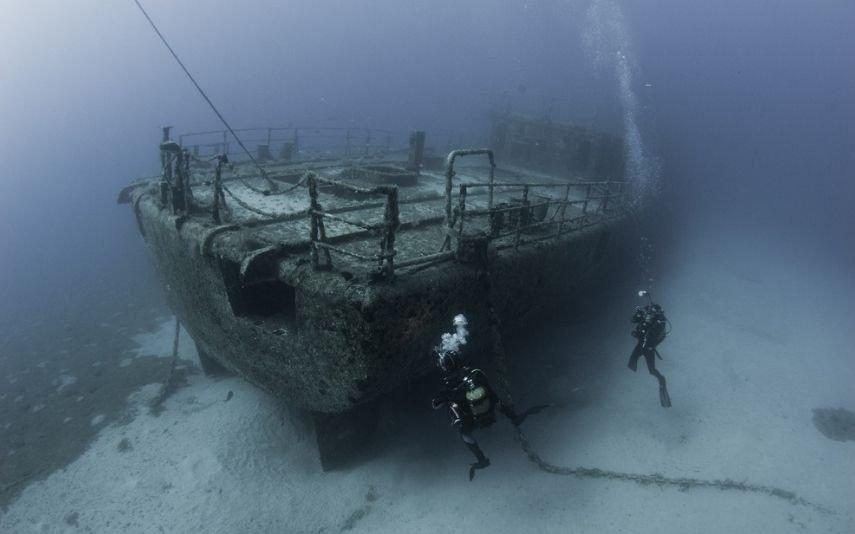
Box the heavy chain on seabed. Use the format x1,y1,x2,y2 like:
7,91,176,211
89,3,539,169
479,266,833,515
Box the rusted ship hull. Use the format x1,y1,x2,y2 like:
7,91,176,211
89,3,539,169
134,189,630,413
122,117,633,467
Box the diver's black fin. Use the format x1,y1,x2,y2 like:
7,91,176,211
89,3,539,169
659,386,672,408
468,458,491,481
465,442,490,481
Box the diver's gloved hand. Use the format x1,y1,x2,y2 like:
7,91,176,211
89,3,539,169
431,397,445,410
468,458,491,481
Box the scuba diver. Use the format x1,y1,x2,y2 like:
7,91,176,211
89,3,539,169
431,314,547,480
628,290,672,408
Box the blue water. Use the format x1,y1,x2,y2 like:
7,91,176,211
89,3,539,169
1,1,853,531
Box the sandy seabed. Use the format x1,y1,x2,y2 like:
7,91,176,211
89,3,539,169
2,227,853,534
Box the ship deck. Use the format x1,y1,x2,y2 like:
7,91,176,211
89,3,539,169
177,156,620,277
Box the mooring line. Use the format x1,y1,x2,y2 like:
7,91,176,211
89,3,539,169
149,316,182,413
132,0,278,193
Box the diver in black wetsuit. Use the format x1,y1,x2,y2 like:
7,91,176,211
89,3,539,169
432,349,545,480
628,290,672,408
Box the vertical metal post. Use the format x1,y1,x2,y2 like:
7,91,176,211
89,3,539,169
488,157,496,210
170,149,185,214
442,156,455,251
583,183,592,214
442,149,495,252
407,131,426,174
182,149,192,212
308,175,319,269
212,155,227,224
457,184,468,240
162,149,173,184
557,183,571,238
601,181,611,213
159,144,170,205
380,188,399,278
308,174,330,270
160,126,172,184
515,185,528,249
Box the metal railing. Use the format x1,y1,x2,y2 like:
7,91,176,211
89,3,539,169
166,132,630,278
449,180,628,252
440,149,496,251
437,148,629,252
307,173,400,279
179,126,399,163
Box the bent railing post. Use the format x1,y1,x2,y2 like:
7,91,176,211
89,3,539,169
441,148,496,251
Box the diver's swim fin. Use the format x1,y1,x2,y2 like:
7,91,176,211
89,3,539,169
465,442,490,480
659,386,672,408
468,458,491,481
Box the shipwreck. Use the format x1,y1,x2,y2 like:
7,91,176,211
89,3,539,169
118,114,633,468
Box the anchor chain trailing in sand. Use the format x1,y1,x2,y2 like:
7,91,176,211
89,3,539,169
479,267,832,515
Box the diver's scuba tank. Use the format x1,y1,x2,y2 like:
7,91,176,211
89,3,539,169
463,370,493,418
